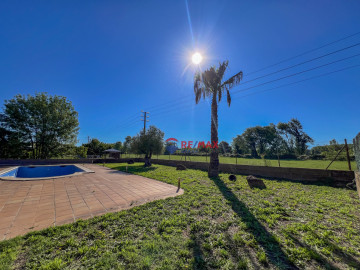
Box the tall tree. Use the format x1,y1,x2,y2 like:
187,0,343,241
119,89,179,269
233,124,284,158
114,141,123,151
0,126,27,158
123,136,133,153
242,127,260,158
254,124,278,155
75,146,88,158
218,141,232,155
277,118,313,155
1,93,79,159
194,61,243,177
231,135,248,155
131,126,164,167
83,139,115,156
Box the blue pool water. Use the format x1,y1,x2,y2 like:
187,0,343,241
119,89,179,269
0,165,84,178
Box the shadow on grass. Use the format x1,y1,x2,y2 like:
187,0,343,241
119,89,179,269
288,235,341,270
190,232,206,270
292,232,360,269
210,176,299,270
268,178,355,189
108,165,157,174
224,231,260,269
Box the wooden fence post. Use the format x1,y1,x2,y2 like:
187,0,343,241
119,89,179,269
345,139,352,171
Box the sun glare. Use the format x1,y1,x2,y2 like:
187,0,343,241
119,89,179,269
192,52,203,65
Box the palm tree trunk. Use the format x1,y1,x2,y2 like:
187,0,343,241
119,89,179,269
208,93,219,177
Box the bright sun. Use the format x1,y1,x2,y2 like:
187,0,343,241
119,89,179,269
192,52,203,64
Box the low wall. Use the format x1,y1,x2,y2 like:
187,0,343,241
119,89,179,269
148,159,354,185
0,158,354,185
356,171,360,199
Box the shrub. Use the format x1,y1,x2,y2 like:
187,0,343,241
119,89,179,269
310,154,326,160
127,159,134,164
298,155,310,160
176,164,187,170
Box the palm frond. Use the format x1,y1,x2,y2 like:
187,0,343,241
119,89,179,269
216,61,229,85
194,72,205,104
195,89,202,104
203,68,217,91
226,89,231,106
221,70,243,90
194,60,242,107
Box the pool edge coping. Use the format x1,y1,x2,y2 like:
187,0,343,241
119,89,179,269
0,164,94,181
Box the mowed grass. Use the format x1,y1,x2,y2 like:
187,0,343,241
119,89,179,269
1,163,359,269
124,154,356,171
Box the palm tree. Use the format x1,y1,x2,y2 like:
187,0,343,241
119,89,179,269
194,60,243,177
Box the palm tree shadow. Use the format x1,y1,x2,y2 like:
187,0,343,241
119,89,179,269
224,232,261,268
210,176,298,269
292,232,360,269
109,165,157,173
190,232,207,270
288,235,341,270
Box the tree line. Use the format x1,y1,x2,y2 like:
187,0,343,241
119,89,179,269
81,121,354,161
83,127,164,165
83,118,319,161
0,93,349,161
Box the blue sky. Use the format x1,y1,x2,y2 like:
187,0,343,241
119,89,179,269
1,0,360,146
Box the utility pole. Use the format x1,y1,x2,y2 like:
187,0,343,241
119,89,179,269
141,111,149,134
87,136,91,143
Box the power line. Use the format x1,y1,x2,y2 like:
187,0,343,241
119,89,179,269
232,64,360,100
113,31,360,128
148,53,360,117
246,31,360,75
232,52,360,95
147,41,360,116
143,31,360,113
149,64,360,119
117,53,360,136
116,115,140,130
240,42,360,86
112,32,360,135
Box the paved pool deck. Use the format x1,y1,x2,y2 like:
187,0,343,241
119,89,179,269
0,164,183,241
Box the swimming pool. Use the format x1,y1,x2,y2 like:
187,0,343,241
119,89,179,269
0,165,93,180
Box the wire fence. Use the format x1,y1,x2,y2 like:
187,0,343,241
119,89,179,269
119,153,356,171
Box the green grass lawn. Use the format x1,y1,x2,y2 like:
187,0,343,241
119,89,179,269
1,163,360,269
124,154,356,171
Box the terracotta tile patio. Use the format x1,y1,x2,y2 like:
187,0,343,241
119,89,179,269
0,164,183,240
